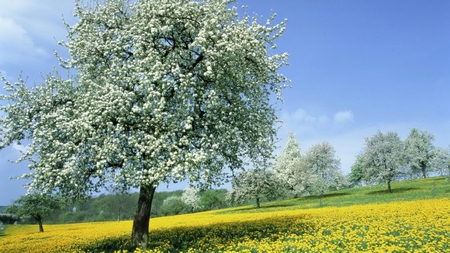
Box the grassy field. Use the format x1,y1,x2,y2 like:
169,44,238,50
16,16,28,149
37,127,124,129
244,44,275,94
0,177,449,252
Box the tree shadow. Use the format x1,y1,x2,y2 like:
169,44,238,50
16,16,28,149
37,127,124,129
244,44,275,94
300,192,351,200
366,187,420,195
231,203,297,212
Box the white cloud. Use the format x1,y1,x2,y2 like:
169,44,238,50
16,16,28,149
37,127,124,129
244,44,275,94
12,143,30,154
0,15,46,65
291,108,329,125
0,1,76,66
279,108,354,140
333,110,354,125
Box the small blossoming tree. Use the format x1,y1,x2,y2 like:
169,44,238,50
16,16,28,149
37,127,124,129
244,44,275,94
181,186,200,213
227,168,286,208
0,0,288,248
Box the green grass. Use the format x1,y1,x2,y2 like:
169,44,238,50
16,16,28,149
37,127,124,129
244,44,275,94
0,225,5,236
220,176,450,214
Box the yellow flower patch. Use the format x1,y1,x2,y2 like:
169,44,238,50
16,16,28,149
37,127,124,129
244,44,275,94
1,198,449,252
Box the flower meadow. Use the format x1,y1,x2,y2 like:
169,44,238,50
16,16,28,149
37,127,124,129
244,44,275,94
1,198,449,253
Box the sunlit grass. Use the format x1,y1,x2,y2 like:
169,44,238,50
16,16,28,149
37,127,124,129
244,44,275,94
1,177,449,252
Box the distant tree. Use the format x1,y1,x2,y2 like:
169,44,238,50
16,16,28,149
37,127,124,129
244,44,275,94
0,0,288,247
431,147,450,177
361,131,405,193
6,193,63,232
405,128,435,178
150,190,184,217
159,196,186,216
226,169,285,208
273,133,310,197
349,154,366,186
102,191,136,222
303,142,346,205
181,186,200,213
198,189,226,210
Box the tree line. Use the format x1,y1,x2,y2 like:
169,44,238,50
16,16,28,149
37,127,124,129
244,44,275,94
350,128,450,192
227,128,449,207
227,133,348,208
2,188,230,231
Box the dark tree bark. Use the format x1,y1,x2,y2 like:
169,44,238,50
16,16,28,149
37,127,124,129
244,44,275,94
131,184,156,249
256,197,260,208
38,219,44,233
31,214,44,232
421,162,427,178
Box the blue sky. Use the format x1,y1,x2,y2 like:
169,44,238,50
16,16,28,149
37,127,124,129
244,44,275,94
1,0,449,205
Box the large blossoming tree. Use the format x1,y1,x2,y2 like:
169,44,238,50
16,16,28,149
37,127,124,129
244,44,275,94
0,0,288,248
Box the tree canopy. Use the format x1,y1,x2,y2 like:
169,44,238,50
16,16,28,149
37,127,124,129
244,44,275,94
405,128,435,178
361,131,405,193
6,193,62,232
272,133,308,197
227,168,285,208
181,186,200,213
0,0,288,248
303,142,346,203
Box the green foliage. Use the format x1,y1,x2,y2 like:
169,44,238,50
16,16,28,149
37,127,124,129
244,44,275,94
198,189,227,210
151,190,184,217
0,222,4,236
160,196,187,216
6,194,62,220
349,154,365,186
74,234,134,253
0,214,19,225
6,193,63,232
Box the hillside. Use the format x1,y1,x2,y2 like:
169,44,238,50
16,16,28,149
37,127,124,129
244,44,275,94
236,176,449,212
1,177,449,253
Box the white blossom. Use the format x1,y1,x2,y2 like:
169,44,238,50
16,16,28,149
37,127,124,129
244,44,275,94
0,0,288,245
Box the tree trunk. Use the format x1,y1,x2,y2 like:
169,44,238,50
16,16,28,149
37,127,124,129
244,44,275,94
421,163,427,178
387,180,392,193
256,197,260,208
131,184,156,249
38,220,44,233
320,191,324,207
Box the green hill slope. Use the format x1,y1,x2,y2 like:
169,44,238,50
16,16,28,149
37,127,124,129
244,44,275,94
221,176,449,214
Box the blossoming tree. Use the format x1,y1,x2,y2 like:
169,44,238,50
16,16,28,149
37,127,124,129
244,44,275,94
227,168,286,208
303,142,346,205
361,131,405,193
181,186,200,213
0,0,288,248
273,133,310,198
405,128,435,178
